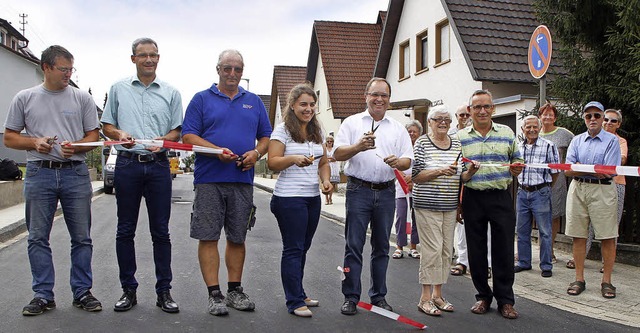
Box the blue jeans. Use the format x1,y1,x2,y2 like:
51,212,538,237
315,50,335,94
24,161,94,300
516,186,553,271
342,179,395,303
270,195,321,313
114,156,173,293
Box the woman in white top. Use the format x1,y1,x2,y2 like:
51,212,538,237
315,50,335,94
268,83,332,317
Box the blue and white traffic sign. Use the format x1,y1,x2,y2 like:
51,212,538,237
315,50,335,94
528,25,552,79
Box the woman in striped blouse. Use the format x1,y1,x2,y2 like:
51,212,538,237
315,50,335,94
267,83,333,317
412,106,461,316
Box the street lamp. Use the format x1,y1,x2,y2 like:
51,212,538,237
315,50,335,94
241,78,250,90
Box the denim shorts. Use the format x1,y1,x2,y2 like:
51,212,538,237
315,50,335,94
190,183,253,243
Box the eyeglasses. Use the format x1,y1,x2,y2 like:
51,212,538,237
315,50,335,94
55,66,76,74
430,117,452,124
603,117,619,123
584,113,602,120
457,113,471,118
470,104,493,111
134,53,160,60
219,65,244,74
367,92,390,99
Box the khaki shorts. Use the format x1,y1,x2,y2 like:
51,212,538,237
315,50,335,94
565,180,618,239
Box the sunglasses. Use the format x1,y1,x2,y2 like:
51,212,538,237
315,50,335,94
584,113,602,120
603,117,619,124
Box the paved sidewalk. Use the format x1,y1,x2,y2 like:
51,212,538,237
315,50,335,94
0,181,104,244
254,176,640,328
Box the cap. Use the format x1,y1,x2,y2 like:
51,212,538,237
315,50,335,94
583,101,604,113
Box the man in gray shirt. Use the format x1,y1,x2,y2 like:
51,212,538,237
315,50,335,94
4,45,101,316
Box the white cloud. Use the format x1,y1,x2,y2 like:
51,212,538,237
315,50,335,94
1,0,389,107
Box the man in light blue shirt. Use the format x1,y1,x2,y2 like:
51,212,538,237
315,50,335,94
565,101,620,299
102,37,183,313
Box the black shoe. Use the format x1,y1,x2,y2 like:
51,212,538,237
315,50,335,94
72,291,102,312
514,265,532,273
22,297,56,316
156,290,179,313
541,270,553,278
114,289,137,312
340,300,357,315
372,299,393,311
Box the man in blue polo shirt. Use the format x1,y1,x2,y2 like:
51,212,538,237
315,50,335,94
102,37,183,314
182,49,272,316
565,101,620,299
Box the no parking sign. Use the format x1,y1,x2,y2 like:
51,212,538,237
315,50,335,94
528,25,552,79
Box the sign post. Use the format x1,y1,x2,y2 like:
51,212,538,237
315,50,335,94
528,25,552,106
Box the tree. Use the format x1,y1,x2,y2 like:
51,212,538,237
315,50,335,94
535,0,640,160
536,0,640,243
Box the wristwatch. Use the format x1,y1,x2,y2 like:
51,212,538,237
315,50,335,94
254,149,262,159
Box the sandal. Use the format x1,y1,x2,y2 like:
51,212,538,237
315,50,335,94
409,249,421,259
432,297,454,312
567,280,586,296
392,249,403,259
601,282,616,299
417,299,441,316
450,263,467,276
566,259,575,269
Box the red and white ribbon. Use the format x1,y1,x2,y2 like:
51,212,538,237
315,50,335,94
70,140,223,155
357,301,427,330
461,157,640,177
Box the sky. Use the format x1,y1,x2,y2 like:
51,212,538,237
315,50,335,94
1,0,389,107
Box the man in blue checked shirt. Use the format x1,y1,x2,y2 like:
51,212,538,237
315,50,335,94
514,115,560,278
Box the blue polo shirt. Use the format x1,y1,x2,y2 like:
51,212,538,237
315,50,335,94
566,129,620,179
102,76,183,154
182,84,272,185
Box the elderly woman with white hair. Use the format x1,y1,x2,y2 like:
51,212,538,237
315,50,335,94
411,106,461,316
392,120,423,259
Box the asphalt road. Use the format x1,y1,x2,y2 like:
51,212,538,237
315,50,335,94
0,174,634,332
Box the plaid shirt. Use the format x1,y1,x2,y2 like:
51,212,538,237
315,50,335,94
517,137,560,186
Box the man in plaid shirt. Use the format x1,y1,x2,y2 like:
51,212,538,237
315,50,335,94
514,115,560,278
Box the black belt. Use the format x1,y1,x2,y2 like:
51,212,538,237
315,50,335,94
348,176,394,190
519,183,550,192
576,178,611,185
117,151,167,163
37,160,83,169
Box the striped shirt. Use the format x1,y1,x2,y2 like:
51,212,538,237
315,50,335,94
412,135,462,211
457,122,523,191
271,123,324,197
517,137,560,186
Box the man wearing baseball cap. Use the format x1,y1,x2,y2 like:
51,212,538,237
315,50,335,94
564,101,621,299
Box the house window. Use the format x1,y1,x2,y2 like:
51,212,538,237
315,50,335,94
11,38,17,50
435,19,450,65
0,32,5,46
399,39,410,80
415,29,428,73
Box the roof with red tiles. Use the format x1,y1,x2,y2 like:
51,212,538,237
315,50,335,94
307,13,385,119
442,0,543,83
268,65,307,125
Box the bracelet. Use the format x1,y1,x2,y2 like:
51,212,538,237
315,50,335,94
254,149,262,159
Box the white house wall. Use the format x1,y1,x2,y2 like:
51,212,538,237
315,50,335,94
0,47,43,162
312,52,342,137
387,0,480,128
386,0,540,134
